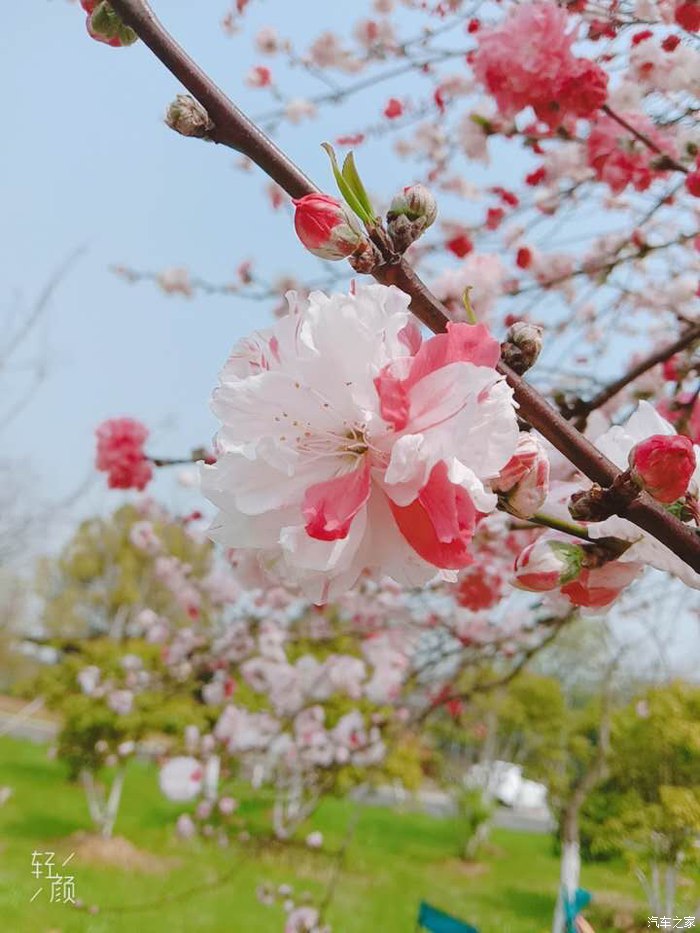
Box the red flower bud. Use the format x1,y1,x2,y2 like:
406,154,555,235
292,194,364,260
686,169,700,198
628,433,696,503
383,98,404,120
446,233,473,258
516,247,532,269
675,1,700,32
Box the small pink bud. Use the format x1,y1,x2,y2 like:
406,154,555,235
493,434,550,519
292,193,364,260
514,538,584,593
628,433,696,503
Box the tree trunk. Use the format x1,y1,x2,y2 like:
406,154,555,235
552,681,612,933
552,798,583,933
101,767,125,839
80,767,125,839
663,860,678,918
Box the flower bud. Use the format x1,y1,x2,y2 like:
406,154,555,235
86,2,138,47
165,95,214,139
560,560,641,609
387,184,438,227
387,184,438,251
514,538,584,593
292,193,365,260
500,321,544,375
628,433,696,503
493,433,550,519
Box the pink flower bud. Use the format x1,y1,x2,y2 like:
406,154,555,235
292,193,364,260
493,434,550,519
628,433,696,504
514,538,584,593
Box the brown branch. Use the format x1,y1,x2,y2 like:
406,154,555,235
106,0,700,575
563,320,700,428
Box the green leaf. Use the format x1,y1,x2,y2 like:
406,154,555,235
321,143,372,224
341,152,376,223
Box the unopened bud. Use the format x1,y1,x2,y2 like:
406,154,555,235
514,538,584,593
493,433,550,519
165,95,214,139
628,433,696,504
500,321,543,374
85,2,138,47
387,184,438,252
293,193,365,260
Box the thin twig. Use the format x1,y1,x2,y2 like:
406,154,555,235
565,320,700,427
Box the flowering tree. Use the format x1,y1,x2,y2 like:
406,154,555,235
28,501,232,837
582,683,700,920
60,0,700,926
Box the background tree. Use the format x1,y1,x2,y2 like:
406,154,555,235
582,682,700,918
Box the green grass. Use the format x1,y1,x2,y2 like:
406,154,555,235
0,737,648,932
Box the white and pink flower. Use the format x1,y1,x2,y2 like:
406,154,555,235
201,284,519,601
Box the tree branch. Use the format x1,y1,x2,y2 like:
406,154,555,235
563,320,700,428
106,0,700,575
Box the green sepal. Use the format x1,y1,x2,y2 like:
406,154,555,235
549,541,585,584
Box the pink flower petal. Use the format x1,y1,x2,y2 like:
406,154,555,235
374,366,410,431
406,322,500,387
389,462,477,569
303,461,371,541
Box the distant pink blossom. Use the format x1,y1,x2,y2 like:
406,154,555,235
96,418,153,491
472,3,607,127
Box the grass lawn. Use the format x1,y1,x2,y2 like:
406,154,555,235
0,736,652,932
